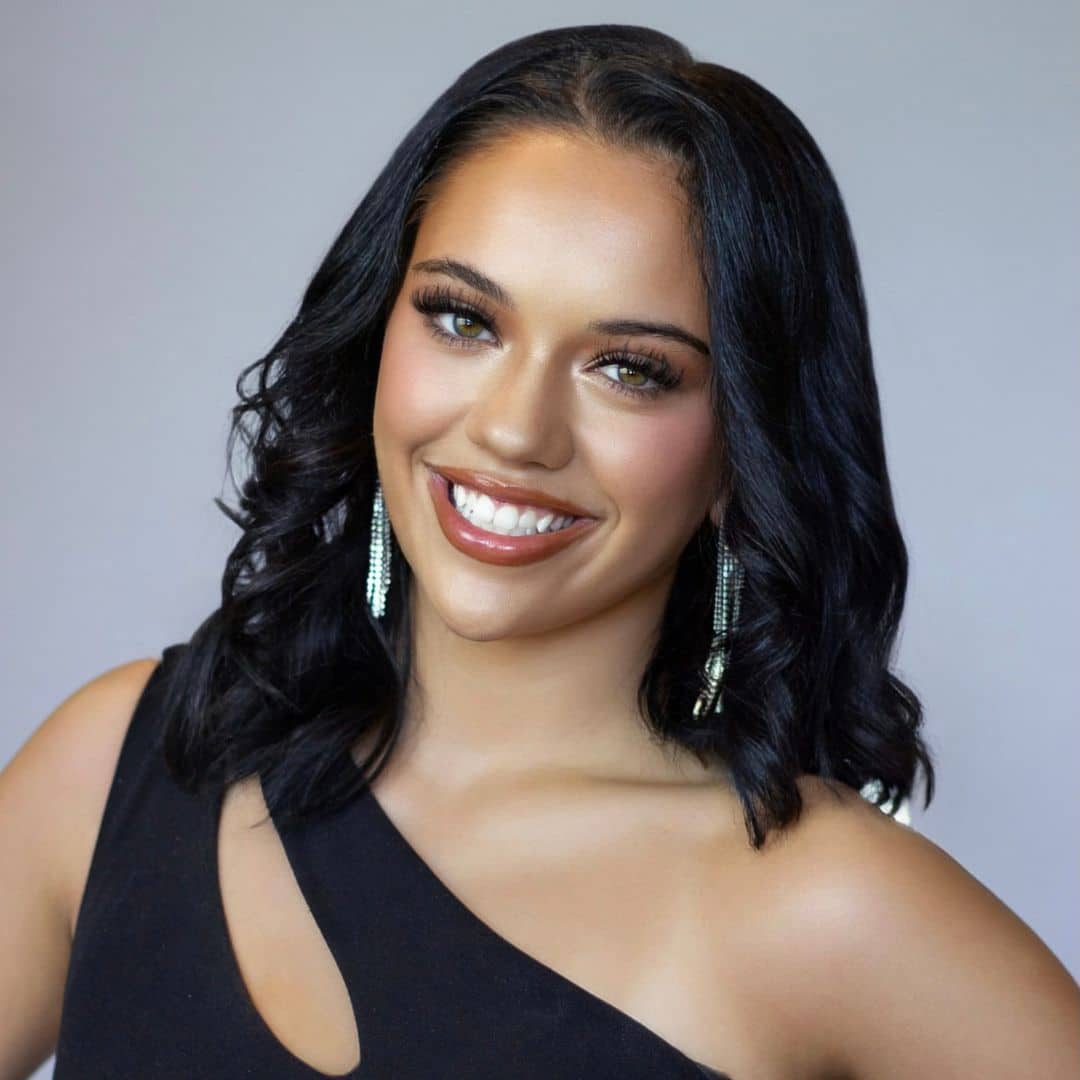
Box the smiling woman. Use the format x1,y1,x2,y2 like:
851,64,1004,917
4,20,1079,1080
374,130,725,631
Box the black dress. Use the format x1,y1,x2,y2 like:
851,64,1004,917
53,643,732,1078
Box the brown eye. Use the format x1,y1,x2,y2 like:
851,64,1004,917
612,365,649,388
429,308,496,341
444,313,488,340
410,287,500,348
589,350,683,400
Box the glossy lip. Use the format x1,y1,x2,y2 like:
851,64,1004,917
428,463,598,521
426,466,601,567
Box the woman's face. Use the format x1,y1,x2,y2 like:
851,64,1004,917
374,129,723,642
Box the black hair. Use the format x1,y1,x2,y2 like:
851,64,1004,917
160,23,935,848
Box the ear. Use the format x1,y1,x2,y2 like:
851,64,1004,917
707,473,730,531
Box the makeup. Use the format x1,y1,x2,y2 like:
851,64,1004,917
426,466,600,567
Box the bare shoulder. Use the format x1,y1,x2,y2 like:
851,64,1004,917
744,774,1080,1079
6,656,162,936
0,655,160,1077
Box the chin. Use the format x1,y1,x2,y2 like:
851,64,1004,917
437,607,535,643
426,581,564,643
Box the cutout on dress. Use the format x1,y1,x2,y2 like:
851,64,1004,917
215,775,362,1076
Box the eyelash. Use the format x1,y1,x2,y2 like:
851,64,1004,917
409,285,683,400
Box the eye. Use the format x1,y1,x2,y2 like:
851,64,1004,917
408,285,684,401
430,309,497,346
589,349,683,400
410,286,498,349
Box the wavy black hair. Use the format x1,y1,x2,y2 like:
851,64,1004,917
160,23,935,848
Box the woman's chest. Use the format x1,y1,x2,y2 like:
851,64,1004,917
212,774,821,1079
57,768,830,1079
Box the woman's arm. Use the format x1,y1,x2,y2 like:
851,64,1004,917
789,791,1080,1079
0,658,159,1080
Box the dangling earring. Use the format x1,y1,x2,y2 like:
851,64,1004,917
365,478,393,619
692,525,745,717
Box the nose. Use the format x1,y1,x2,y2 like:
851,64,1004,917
462,348,574,469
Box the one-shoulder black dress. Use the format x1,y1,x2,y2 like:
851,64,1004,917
53,643,732,1078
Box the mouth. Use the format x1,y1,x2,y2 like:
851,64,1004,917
425,466,601,567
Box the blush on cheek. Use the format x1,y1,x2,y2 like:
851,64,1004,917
594,408,718,529
376,325,466,450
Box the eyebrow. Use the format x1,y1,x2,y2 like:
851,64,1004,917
411,256,711,358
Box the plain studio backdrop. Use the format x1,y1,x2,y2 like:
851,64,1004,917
2,3,1077,1076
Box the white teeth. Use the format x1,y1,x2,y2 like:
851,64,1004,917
448,482,578,537
492,503,518,531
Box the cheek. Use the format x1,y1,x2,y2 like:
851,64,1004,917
375,319,461,451
587,405,718,527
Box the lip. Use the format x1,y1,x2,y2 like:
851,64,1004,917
426,467,601,567
428,464,597,521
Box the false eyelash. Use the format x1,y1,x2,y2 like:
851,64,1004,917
408,285,684,400
592,347,683,399
411,284,500,344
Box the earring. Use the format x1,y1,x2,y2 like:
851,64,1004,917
365,478,393,619
692,527,745,717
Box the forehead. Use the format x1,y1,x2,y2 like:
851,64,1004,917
411,130,706,327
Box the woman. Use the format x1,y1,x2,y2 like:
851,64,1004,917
4,23,1078,1080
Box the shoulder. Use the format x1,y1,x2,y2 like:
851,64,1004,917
0,656,160,1075
4,656,162,937
739,774,1080,1078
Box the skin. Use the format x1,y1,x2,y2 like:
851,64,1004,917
0,129,1077,1079
372,127,727,792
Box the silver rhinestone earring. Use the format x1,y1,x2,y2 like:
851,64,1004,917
692,527,745,717
365,478,393,619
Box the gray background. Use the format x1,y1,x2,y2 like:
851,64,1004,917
3,2,1077,1075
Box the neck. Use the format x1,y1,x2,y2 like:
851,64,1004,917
387,570,719,795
